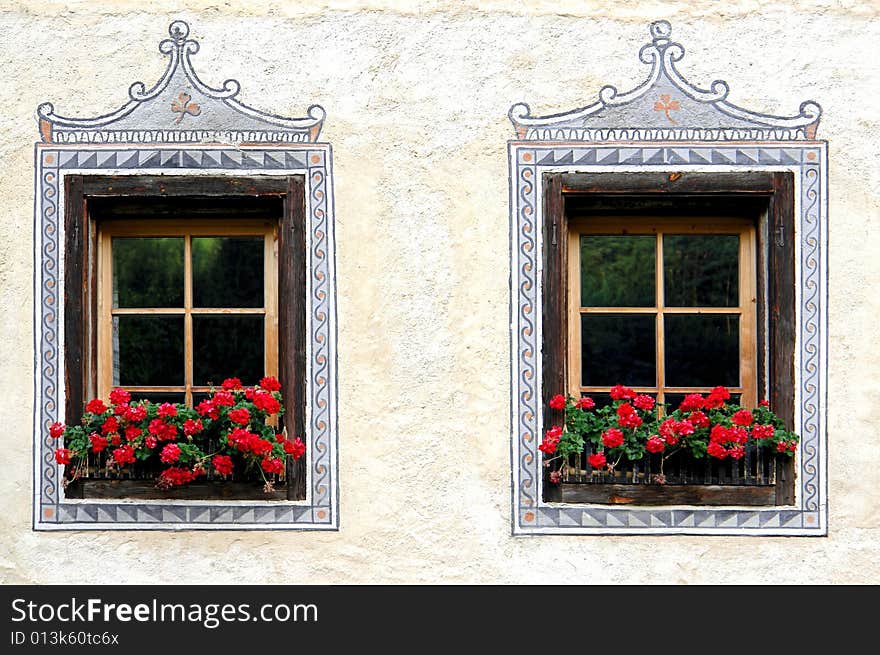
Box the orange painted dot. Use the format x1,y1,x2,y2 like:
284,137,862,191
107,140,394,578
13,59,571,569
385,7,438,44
807,515,816,524
45,154,54,164
807,152,817,161
524,511,535,522
317,510,327,520
522,153,532,162
311,154,321,164
43,507,54,519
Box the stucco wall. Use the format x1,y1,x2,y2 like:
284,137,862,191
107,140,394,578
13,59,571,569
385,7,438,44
1,0,878,582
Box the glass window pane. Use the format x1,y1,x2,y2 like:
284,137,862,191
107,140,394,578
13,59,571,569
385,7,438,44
113,316,184,386
193,315,264,387
581,235,655,307
581,314,656,387
112,237,184,308
663,234,739,307
192,237,264,308
665,314,739,387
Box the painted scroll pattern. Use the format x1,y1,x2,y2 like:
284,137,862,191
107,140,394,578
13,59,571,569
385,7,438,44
516,157,538,512
309,162,332,511
799,165,822,513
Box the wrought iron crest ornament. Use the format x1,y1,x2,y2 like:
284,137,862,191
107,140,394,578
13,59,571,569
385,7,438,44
509,21,822,142
37,20,326,144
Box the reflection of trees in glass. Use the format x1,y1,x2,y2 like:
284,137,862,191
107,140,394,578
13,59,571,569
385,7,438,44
192,237,263,308
113,238,184,308
193,316,264,386
581,235,655,307
115,316,185,386
665,314,739,387
664,235,739,307
582,314,656,387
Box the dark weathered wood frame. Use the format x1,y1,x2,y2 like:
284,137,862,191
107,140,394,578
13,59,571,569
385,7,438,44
541,171,796,506
63,175,307,501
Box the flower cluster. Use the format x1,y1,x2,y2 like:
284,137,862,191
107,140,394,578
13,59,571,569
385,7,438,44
539,385,799,484
49,376,306,493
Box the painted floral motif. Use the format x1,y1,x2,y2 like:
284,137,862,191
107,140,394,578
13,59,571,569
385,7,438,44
653,94,680,124
171,91,201,124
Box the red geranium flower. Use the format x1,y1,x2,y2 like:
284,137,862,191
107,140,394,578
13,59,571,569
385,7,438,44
710,386,731,400
284,437,306,460
549,470,561,484
609,384,636,401
148,419,177,441
54,448,71,465
259,376,281,392
602,428,624,448
49,421,65,439
112,445,136,466
709,424,729,444
679,394,705,412
109,388,131,405
575,397,595,410
156,467,196,488
123,404,147,423
89,432,109,453
758,399,771,408
196,399,219,419
183,419,203,436
646,436,665,454
157,402,177,418
688,410,710,429
633,394,655,411
228,408,251,425
253,391,281,415
704,393,725,410
261,457,284,475
144,435,158,449
212,454,234,476
587,452,607,469
616,403,643,429
752,424,775,440
221,377,243,390
100,416,119,435
85,398,108,415
732,409,754,427
549,394,566,410
707,442,728,459
124,425,141,441
212,390,235,407
160,443,181,464
729,446,746,460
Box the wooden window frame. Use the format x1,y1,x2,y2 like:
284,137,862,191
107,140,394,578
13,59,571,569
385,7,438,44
567,217,758,408
96,219,279,405
63,175,307,501
542,171,796,506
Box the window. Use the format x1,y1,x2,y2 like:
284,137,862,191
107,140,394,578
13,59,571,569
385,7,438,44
97,220,278,407
568,217,757,409
541,172,796,507
62,176,307,501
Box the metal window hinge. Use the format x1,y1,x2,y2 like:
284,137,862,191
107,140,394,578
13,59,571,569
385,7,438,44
775,225,785,247
552,222,558,246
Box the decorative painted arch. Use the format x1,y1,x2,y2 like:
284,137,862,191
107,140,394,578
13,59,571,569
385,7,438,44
508,21,827,535
33,20,338,530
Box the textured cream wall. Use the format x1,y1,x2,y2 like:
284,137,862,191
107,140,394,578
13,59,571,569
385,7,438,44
1,0,878,583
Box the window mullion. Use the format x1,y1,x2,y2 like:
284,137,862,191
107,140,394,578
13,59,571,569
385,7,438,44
655,232,665,407
184,233,193,406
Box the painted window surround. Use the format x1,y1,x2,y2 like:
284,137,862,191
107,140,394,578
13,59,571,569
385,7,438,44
33,21,338,530
508,21,828,535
